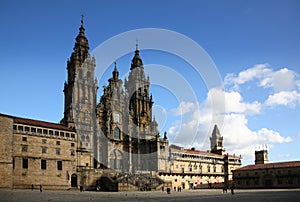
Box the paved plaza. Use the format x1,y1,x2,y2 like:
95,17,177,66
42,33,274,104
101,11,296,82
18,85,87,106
1,188,300,202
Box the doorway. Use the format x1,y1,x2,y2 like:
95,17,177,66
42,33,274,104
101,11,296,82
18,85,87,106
71,173,78,187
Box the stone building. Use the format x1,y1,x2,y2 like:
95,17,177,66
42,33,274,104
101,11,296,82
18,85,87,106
233,149,300,188
159,125,242,190
0,113,82,189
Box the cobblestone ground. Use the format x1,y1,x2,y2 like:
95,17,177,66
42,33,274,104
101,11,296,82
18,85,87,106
0,189,300,202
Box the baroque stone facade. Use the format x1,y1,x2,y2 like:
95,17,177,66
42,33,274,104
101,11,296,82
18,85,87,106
0,19,242,190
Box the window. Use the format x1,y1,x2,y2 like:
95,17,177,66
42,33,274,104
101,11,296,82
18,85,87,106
49,130,53,135
60,132,64,137
22,136,27,141
22,158,28,169
22,145,28,152
176,165,179,169
56,141,60,145
18,125,23,131
55,131,59,136
207,165,211,173
13,125,17,130
43,129,48,135
71,133,75,138
71,143,75,147
57,161,62,170
42,139,47,144
25,127,30,132
70,150,75,156
56,149,61,155
181,167,184,173
31,127,36,133
213,166,216,173
37,128,42,134
221,166,224,173
42,147,47,154
41,160,46,170
113,113,120,123
189,167,192,172
114,127,120,139
66,133,70,138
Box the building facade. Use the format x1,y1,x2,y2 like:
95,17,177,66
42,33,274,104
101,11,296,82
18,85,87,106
159,125,242,190
0,114,83,189
0,19,242,190
233,150,300,188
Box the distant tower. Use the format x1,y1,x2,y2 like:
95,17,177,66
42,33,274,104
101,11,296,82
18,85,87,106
61,17,98,167
255,149,269,164
210,124,225,155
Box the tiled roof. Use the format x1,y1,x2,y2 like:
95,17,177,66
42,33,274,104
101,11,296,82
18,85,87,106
0,113,75,132
235,161,300,171
170,144,241,159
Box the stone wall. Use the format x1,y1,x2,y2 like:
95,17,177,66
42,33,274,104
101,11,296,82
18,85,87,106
0,115,13,188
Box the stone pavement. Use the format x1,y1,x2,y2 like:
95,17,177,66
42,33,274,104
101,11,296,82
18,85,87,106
0,188,300,202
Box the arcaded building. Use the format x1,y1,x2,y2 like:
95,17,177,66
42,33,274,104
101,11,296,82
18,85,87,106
233,150,300,188
159,125,242,189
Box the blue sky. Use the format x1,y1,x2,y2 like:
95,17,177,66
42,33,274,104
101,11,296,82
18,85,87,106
1,0,300,166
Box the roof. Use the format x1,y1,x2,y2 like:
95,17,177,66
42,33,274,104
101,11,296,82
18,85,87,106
170,144,241,159
235,161,300,171
0,113,75,132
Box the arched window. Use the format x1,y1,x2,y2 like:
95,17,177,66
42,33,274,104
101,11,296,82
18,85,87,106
114,127,120,139
87,71,91,82
109,150,123,170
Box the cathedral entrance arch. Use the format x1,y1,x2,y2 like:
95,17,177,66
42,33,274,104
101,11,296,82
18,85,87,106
71,173,78,187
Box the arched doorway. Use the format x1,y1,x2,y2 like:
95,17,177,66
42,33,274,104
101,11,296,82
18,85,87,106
71,173,78,187
109,149,123,171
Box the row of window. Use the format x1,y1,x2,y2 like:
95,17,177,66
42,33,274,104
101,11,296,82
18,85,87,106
21,145,75,156
14,124,75,139
175,165,224,173
22,158,63,170
22,137,75,147
236,169,294,177
173,153,222,162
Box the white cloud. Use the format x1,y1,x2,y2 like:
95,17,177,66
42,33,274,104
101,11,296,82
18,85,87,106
167,87,292,164
169,101,198,116
265,90,300,107
260,67,296,92
206,88,261,115
225,64,299,93
167,64,299,164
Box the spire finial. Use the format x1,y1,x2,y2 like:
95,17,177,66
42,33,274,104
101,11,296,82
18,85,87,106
114,60,117,70
136,39,138,51
81,14,84,27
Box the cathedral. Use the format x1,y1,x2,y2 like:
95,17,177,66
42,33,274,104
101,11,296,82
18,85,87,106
60,17,168,174
0,18,241,191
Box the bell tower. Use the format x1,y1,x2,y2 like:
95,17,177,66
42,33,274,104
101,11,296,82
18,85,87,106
210,124,225,155
61,17,98,166
125,42,153,134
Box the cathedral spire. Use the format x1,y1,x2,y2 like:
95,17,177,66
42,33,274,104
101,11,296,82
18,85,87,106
131,41,143,70
112,61,119,80
71,16,90,64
